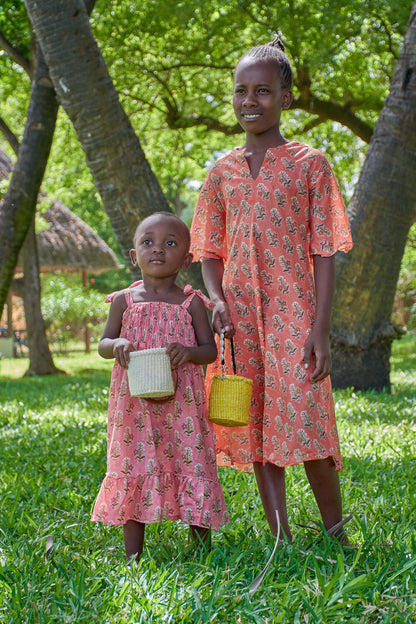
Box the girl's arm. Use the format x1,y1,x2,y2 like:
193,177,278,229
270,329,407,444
98,292,133,368
201,257,235,338
166,295,217,369
302,255,335,382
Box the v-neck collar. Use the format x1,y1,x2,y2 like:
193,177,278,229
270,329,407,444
235,142,297,180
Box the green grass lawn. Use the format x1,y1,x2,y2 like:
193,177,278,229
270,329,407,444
0,335,415,623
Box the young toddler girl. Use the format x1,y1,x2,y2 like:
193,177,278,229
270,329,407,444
92,211,229,561
191,36,353,542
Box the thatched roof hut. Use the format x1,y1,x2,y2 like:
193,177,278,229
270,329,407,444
0,147,122,274
17,199,123,274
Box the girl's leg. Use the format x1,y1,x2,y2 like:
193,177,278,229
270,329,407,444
189,525,211,550
303,457,347,540
123,520,145,562
253,461,292,541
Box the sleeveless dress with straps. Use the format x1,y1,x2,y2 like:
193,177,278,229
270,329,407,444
91,284,229,529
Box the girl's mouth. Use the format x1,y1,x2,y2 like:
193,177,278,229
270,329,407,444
242,113,261,120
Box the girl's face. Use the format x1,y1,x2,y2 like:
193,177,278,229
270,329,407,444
233,58,293,140
130,215,192,279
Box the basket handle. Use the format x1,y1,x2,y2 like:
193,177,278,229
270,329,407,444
219,329,237,377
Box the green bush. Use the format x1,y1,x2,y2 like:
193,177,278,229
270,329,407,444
41,276,109,350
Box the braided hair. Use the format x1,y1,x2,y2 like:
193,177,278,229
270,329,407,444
237,34,292,90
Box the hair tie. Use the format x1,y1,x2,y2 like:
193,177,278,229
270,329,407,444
270,32,285,52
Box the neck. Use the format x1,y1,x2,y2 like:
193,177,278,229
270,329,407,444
244,127,287,153
141,275,179,295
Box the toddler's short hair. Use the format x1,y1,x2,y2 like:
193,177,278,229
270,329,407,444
134,212,191,251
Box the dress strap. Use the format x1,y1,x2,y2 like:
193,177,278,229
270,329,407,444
183,284,214,310
124,289,133,306
105,280,143,303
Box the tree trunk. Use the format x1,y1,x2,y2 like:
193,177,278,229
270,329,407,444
0,44,62,375
24,0,170,276
0,40,59,314
22,218,63,376
331,2,416,391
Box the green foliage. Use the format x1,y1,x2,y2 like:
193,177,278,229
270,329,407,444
88,0,411,202
40,275,108,348
0,334,415,622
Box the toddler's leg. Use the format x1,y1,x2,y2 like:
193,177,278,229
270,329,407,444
123,520,145,562
253,461,292,541
304,457,348,541
189,525,211,551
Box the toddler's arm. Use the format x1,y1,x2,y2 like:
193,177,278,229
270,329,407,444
302,255,335,382
166,295,217,368
98,292,134,368
201,258,235,338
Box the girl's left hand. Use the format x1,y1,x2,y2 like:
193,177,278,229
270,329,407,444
302,328,332,383
166,342,191,369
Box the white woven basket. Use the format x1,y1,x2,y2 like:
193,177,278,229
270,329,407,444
127,348,175,399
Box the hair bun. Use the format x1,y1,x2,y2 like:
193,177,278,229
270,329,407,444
270,32,285,52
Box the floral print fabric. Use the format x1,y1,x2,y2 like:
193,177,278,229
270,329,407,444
91,286,229,529
191,141,353,472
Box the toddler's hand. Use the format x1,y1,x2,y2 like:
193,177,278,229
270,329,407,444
166,342,191,369
113,338,134,368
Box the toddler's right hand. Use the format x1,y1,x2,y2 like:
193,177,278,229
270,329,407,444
113,338,134,368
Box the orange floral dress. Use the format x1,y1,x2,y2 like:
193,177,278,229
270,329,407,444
191,141,353,472
91,286,229,529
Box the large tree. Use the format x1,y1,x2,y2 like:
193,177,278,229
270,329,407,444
331,1,416,390
0,38,62,374
0,0,96,374
22,0,170,276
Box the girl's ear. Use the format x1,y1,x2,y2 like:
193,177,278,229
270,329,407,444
130,249,137,265
282,89,293,110
182,252,193,270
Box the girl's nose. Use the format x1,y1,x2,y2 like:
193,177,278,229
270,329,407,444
243,90,257,106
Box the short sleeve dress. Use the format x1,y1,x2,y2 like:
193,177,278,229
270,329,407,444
91,285,229,529
191,141,353,473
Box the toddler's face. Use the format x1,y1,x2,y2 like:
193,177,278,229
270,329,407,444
131,214,192,278
233,58,293,136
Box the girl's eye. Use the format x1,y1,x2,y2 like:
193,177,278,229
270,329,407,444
142,239,152,246
258,88,269,94
166,240,176,247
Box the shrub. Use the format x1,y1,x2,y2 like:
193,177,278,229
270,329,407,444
41,276,108,350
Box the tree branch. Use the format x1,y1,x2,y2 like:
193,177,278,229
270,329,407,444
0,29,32,77
294,94,374,143
0,117,20,155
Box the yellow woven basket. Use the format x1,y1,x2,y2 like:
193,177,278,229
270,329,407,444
208,331,252,427
127,348,175,399
208,373,252,427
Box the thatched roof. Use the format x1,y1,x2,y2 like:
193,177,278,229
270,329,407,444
0,148,122,274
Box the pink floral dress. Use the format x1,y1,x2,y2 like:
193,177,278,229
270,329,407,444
91,285,229,529
191,142,353,472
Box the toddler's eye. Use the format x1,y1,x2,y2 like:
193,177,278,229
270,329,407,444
142,239,152,246
166,240,177,247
